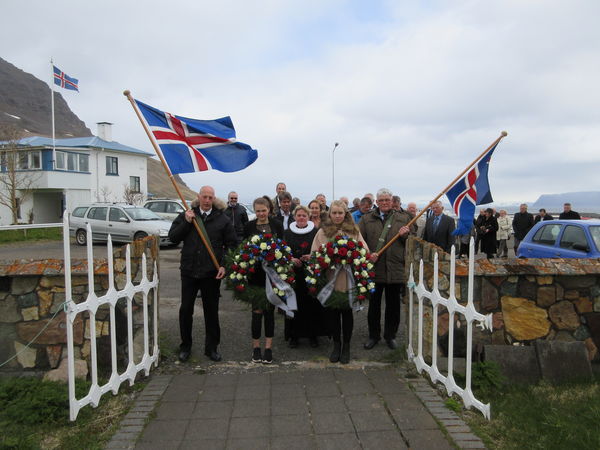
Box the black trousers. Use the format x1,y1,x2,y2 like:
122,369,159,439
328,308,353,343
368,283,402,341
252,307,275,339
180,276,221,352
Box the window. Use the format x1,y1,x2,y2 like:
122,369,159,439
590,227,600,252
106,156,118,175
146,202,164,213
67,153,77,171
72,207,88,218
559,225,588,251
130,176,140,193
532,224,562,246
56,152,66,169
109,207,129,222
16,151,41,170
167,202,184,214
79,154,89,172
87,207,107,220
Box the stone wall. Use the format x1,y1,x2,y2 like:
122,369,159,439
405,236,600,362
0,236,159,378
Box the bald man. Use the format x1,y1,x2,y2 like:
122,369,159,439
169,186,237,362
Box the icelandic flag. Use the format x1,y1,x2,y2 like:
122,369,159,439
53,66,79,91
134,99,258,174
445,142,497,235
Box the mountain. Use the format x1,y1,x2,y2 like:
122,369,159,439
0,58,197,199
532,191,600,212
0,58,91,137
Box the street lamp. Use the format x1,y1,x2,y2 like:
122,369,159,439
332,142,340,201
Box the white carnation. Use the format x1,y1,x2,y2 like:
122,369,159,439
367,263,374,270
251,235,260,243
236,273,243,280
280,274,288,281
239,262,247,269
260,242,267,250
275,250,282,260
359,286,367,293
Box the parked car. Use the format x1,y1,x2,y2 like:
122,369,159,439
517,220,600,258
69,204,174,246
241,203,256,221
144,199,190,221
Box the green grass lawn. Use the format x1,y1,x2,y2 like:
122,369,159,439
0,377,141,449
463,375,600,449
0,227,62,244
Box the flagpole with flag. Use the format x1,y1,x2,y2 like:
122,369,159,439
50,58,56,169
50,61,79,169
123,90,259,272
376,131,508,256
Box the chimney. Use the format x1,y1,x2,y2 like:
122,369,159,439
97,122,113,141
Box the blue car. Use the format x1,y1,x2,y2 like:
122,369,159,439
517,220,600,258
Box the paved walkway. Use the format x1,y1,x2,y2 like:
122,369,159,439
106,363,485,449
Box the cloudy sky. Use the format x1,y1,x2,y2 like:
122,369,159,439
2,0,599,207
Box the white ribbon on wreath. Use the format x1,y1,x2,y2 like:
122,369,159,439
262,261,297,318
316,264,363,311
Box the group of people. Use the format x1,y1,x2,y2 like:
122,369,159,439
168,183,413,365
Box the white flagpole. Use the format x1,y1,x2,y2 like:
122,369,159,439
50,58,56,170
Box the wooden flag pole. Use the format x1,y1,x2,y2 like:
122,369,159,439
123,90,220,271
376,131,508,256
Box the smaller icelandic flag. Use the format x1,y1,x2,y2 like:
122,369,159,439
445,142,498,235
53,66,79,91
134,99,258,174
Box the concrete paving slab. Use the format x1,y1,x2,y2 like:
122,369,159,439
343,393,385,412
358,430,409,450
232,398,270,417
402,428,454,449
349,410,397,432
312,412,355,435
314,433,362,450
308,395,347,413
153,400,195,420
271,414,313,436
228,416,270,439
184,417,230,441
271,435,318,450
271,395,310,416
192,400,234,419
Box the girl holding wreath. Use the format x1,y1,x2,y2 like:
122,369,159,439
310,200,369,364
243,197,284,364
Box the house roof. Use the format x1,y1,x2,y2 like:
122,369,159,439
8,136,153,156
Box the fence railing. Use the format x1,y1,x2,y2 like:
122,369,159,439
62,215,160,421
0,222,62,230
406,238,493,419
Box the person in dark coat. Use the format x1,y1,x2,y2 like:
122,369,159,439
512,203,535,253
243,197,285,364
223,191,249,244
534,208,554,223
559,203,581,220
478,208,499,258
168,186,237,363
283,205,326,348
473,209,486,253
274,191,295,231
422,201,456,253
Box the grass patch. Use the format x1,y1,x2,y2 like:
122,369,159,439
0,377,139,449
0,227,62,243
463,376,600,449
378,347,407,364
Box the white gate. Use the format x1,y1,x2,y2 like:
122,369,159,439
63,215,160,421
406,238,493,419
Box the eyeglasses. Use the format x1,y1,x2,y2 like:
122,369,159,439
230,197,238,200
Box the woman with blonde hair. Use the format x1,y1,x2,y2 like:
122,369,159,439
310,200,369,364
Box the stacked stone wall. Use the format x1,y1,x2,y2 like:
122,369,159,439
405,236,600,361
0,236,159,378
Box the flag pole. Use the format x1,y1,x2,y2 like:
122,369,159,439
376,131,508,256
123,90,220,271
50,58,56,169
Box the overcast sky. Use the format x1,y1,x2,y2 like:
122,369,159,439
2,0,599,207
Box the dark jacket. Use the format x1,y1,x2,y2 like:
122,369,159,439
534,214,554,223
422,213,456,253
223,203,249,242
479,216,499,255
275,210,295,231
512,212,535,240
243,218,284,240
169,207,237,279
559,210,581,220
358,208,413,284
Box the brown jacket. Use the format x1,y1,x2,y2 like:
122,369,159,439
358,208,412,284
310,229,369,293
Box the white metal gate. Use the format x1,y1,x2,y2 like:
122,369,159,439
63,215,160,421
406,238,493,419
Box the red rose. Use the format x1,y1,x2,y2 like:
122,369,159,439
347,241,356,249
244,244,250,250
300,242,309,249
235,285,246,292
242,254,250,261
271,243,277,249
326,247,334,256
357,242,364,247
369,271,375,278
264,233,272,239
239,269,246,275
265,253,275,262
357,294,365,301
308,287,317,295
231,264,239,271
288,276,295,283
338,247,348,257
326,242,333,248
252,248,259,255
320,263,328,269
351,250,359,259
249,267,256,273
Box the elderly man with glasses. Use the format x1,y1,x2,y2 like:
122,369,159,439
223,191,249,244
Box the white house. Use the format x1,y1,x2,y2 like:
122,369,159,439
0,123,152,225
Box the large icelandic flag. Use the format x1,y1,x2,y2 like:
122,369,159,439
53,66,79,91
134,99,258,174
445,142,497,235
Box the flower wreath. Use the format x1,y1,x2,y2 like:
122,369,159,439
225,233,297,314
305,235,376,310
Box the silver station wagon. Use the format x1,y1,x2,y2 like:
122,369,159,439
69,203,174,246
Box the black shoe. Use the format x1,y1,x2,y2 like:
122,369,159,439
385,339,398,350
178,349,190,362
252,347,262,363
363,338,379,350
289,338,299,348
309,337,319,348
329,342,341,363
262,349,273,364
204,350,222,362
340,342,350,364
